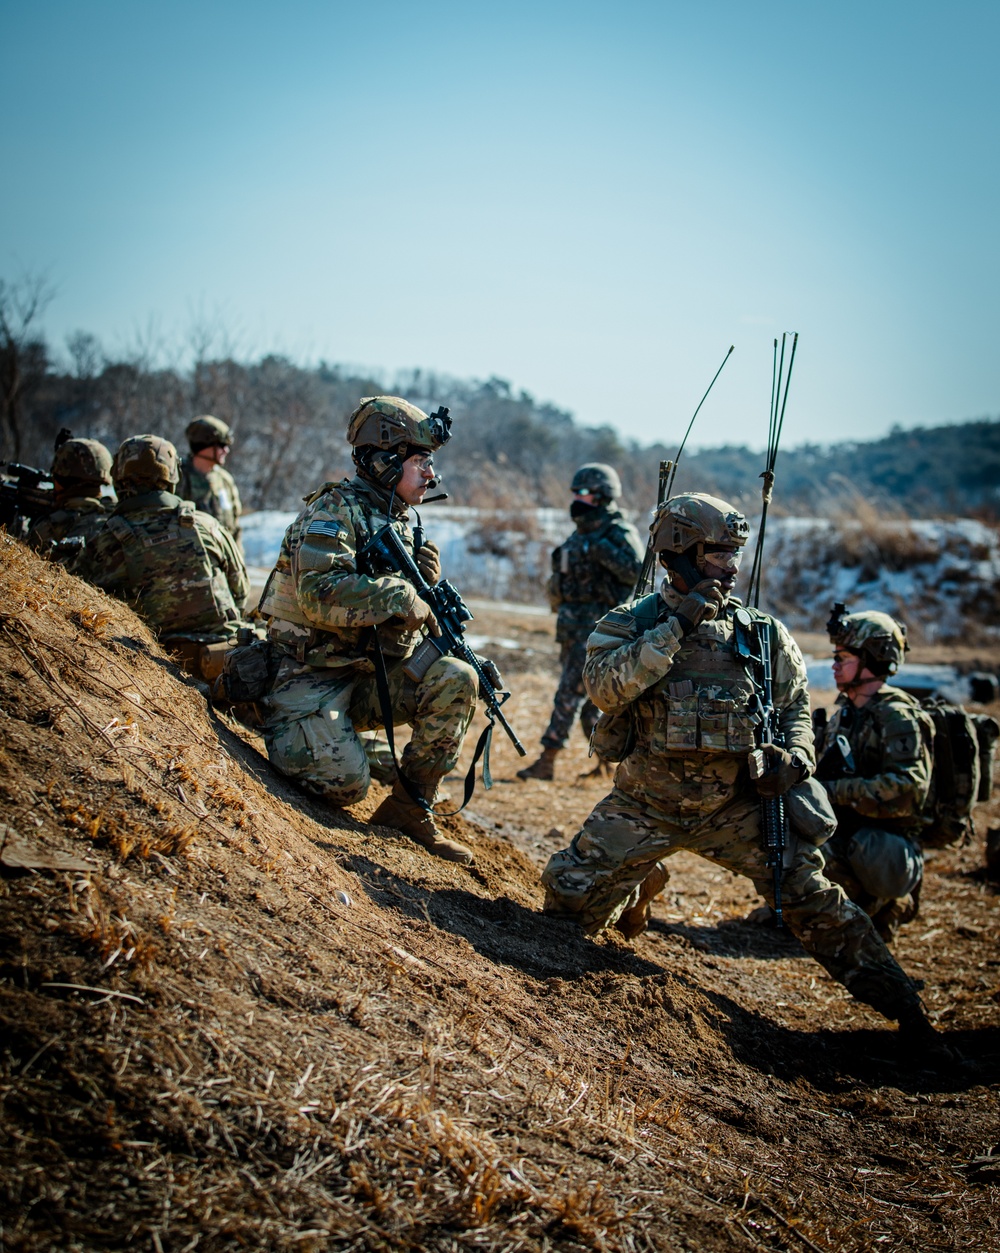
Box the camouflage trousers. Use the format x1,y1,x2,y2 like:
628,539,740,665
541,636,600,749
541,786,922,1022
263,653,477,806
822,828,923,912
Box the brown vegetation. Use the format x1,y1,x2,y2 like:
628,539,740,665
1,541,998,1251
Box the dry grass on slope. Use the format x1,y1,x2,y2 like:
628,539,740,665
0,535,998,1253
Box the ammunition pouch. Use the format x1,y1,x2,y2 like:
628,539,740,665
785,777,837,847
403,636,442,683
163,636,235,682
220,639,280,703
590,708,635,763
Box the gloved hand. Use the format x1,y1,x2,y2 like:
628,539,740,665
400,597,441,637
415,540,441,585
755,744,807,798
673,579,725,635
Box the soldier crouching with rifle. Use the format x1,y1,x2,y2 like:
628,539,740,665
258,396,482,865
541,493,940,1047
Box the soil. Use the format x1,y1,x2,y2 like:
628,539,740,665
1,539,998,1252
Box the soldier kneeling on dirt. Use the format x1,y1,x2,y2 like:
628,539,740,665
541,492,938,1043
815,608,932,941
256,396,476,866
75,435,250,678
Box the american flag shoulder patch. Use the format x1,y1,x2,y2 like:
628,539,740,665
305,519,346,540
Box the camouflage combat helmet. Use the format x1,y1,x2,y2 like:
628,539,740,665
186,415,233,450
52,437,113,486
651,492,750,553
571,463,621,503
347,396,452,453
112,435,180,493
827,605,908,676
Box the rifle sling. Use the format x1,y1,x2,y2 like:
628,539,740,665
370,626,490,817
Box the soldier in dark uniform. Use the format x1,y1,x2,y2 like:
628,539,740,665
815,609,932,940
518,463,643,781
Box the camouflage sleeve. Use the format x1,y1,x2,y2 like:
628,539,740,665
205,517,249,610
771,618,815,768
227,470,243,541
292,495,419,629
583,605,685,712
825,702,932,818
76,529,128,593
589,523,644,585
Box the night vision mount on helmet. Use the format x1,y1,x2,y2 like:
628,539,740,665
347,395,453,491
827,603,908,676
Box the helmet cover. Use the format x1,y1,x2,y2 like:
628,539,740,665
347,396,452,454
827,605,908,674
571,463,622,502
112,435,180,492
651,492,750,553
52,437,113,486
186,415,233,449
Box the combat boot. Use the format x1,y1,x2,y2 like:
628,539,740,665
517,746,560,781
369,778,474,865
615,861,670,940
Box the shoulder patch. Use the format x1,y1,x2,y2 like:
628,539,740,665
305,519,346,541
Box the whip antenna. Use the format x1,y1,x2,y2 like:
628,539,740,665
633,345,735,597
747,332,798,608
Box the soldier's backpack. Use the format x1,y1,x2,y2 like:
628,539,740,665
919,696,1000,847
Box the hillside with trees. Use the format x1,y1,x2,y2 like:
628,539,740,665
2,289,997,518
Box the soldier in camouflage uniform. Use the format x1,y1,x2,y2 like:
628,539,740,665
26,437,114,563
77,435,249,646
258,396,476,865
177,415,243,546
816,608,932,941
518,464,643,781
541,493,936,1039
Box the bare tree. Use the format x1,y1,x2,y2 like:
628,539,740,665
0,272,55,460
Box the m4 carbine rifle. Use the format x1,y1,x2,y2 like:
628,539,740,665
0,462,56,535
738,612,789,926
358,523,527,762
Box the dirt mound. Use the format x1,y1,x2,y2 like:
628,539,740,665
1,536,998,1251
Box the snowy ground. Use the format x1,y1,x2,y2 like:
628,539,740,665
242,509,1000,646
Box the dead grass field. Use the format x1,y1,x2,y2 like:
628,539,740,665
1,538,998,1252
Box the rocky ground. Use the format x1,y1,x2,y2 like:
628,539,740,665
1,542,998,1252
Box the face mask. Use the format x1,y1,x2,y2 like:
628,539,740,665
571,498,598,519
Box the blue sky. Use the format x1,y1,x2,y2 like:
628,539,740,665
2,0,997,449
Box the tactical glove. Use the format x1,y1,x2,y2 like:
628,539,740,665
673,580,725,635
401,597,441,637
754,744,808,798
415,540,441,586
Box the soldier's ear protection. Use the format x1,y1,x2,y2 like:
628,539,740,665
660,547,703,591
366,447,406,489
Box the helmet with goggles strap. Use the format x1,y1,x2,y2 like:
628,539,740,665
570,463,621,503
827,604,908,676
651,493,750,553
347,396,452,490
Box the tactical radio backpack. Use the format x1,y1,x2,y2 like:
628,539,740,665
919,696,999,848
